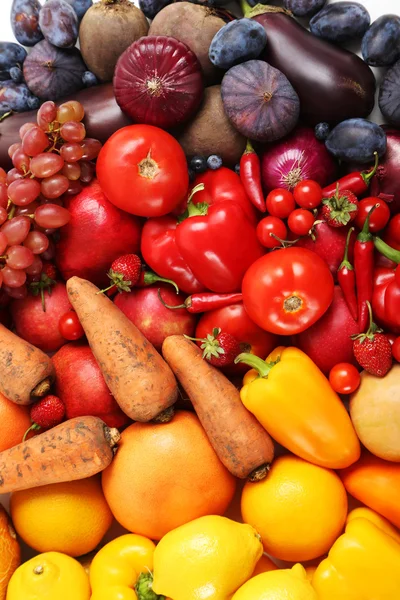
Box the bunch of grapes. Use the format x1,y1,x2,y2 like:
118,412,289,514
0,99,102,299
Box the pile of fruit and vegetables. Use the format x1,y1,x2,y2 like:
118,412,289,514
2,0,400,598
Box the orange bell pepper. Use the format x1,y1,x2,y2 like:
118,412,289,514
340,450,400,529
236,347,360,469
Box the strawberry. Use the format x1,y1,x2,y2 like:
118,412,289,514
187,328,241,367
23,395,66,441
321,188,358,228
352,302,392,377
41,262,58,281
100,254,142,294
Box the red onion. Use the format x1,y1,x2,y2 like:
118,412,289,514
260,126,337,193
369,127,400,215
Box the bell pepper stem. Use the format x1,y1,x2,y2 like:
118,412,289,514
234,352,276,378
362,151,379,185
373,236,400,264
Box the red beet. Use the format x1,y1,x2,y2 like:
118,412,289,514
114,36,204,130
10,282,72,353
52,341,130,428
55,179,142,287
294,286,361,374
114,284,197,350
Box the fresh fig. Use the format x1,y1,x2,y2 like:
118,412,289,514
221,60,300,143
23,40,86,100
11,0,43,47
114,36,204,130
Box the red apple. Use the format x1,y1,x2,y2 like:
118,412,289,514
55,179,142,287
10,282,72,352
114,284,197,350
52,342,130,428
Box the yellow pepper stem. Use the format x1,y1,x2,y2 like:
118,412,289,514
234,353,277,377
136,572,165,600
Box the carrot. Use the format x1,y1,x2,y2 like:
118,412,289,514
66,276,178,422
162,335,275,480
0,416,120,494
0,323,55,406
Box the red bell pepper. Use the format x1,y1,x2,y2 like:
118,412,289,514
372,267,400,334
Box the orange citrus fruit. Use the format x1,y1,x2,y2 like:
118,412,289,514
241,454,347,562
102,410,237,540
10,476,113,557
0,503,20,600
0,392,32,452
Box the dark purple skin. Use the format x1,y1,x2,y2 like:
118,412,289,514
221,59,300,142
250,10,376,126
379,60,400,126
39,0,79,48
0,84,131,170
114,36,204,130
11,0,44,47
23,40,86,100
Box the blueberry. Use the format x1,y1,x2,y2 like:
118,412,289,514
27,95,40,110
0,42,27,71
362,15,400,67
379,60,400,127
63,0,93,20
39,0,79,49
207,155,223,170
11,0,44,47
9,66,23,83
82,70,98,87
326,119,387,164
282,0,326,18
139,0,172,19
209,19,268,70
0,81,38,113
190,156,208,173
234,164,240,176
314,122,330,141
310,2,370,45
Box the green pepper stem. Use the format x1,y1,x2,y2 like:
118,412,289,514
362,152,379,185
157,288,186,310
373,236,400,264
244,139,255,155
143,272,179,294
234,352,275,378
357,204,378,243
339,227,354,270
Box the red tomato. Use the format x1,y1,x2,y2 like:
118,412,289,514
59,311,85,341
392,337,400,362
266,188,295,219
288,209,315,236
386,215,400,244
256,216,287,249
293,180,322,209
242,247,334,335
329,363,360,394
355,198,390,232
96,125,189,218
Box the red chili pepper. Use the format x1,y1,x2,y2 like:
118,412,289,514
322,152,379,198
354,204,378,331
337,227,358,321
240,140,266,213
158,291,243,314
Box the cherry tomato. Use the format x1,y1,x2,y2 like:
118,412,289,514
256,216,287,249
355,198,390,232
386,214,400,244
288,209,315,236
96,125,189,217
59,311,85,341
266,188,295,219
242,247,334,335
293,180,322,209
392,337,400,362
329,363,361,395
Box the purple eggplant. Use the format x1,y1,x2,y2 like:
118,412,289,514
245,5,376,125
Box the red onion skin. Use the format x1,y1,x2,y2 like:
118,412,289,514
260,126,337,194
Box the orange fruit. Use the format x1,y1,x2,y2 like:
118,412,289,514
0,503,20,600
241,454,347,562
102,410,237,540
10,476,113,557
0,392,32,452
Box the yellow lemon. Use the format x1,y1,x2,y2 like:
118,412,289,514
152,515,263,600
6,551,90,600
232,564,318,600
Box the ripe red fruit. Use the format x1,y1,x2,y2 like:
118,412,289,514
190,327,241,367
352,303,392,377
41,261,58,280
321,189,358,228
24,395,66,440
104,254,142,293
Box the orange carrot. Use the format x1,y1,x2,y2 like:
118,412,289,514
0,324,55,405
0,416,120,494
66,276,178,422
162,335,275,480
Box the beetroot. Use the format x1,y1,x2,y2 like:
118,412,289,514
114,36,204,130
221,60,300,142
10,281,72,353
53,341,130,428
55,179,142,287
294,286,361,374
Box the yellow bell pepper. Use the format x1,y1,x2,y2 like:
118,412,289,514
89,534,163,600
236,347,360,469
312,517,400,599
346,507,400,545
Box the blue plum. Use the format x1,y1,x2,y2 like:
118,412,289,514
10,0,43,47
0,42,27,71
64,0,93,20
326,119,387,164
9,66,24,83
310,2,370,44
314,122,330,141
282,0,326,18
209,19,267,70
39,0,79,49
139,0,172,19
362,15,400,67
0,80,38,113
379,60,400,127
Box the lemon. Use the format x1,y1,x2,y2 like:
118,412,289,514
152,515,263,600
6,551,90,600
232,564,318,600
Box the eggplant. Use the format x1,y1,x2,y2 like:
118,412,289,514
0,84,131,170
246,5,376,125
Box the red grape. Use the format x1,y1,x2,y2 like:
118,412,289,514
35,204,70,228
60,142,84,163
24,230,49,254
12,149,30,173
0,168,6,184
1,216,31,245
65,180,83,196
8,178,41,206
0,208,8,225
22,126,50,157
6,245,35,270
26,255,43,276
68,101,85,122
37,101,57,130
1,266,26,288
57,103,76,124
60,121,86,143
40,174,69,199
30,153,64,179
62,162,81,181
0,183,8,209
2,284,28,299
0,271,2,288
0,232,8,254
8,143,21,159
79,161,95,184
15,200,40,216
41,240,55,260
19,122,37,140
81,138,102,161
7,169,24,185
